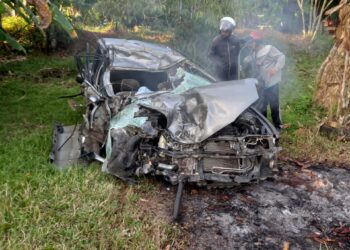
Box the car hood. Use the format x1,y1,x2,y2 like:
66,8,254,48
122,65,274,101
139,78,259,143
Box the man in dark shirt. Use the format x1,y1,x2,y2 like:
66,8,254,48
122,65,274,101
208,17,241,81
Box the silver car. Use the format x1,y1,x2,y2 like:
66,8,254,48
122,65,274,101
50,38,280,219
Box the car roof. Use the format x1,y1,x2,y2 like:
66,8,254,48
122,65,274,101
98,38,187,71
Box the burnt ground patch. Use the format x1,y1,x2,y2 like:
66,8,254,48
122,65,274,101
154,164,350,249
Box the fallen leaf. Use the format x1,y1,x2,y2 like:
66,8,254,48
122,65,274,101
190,189,198,195
281,123,291,129
238,194,256,204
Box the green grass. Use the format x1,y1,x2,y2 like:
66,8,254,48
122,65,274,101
278,47,350,163
280,52,325,130
0,56,179,249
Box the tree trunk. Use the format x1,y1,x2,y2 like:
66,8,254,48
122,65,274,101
315,2,350,135
297,0,306,36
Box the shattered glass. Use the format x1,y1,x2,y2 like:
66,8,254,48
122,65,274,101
106,104,148,158
171,68,211,94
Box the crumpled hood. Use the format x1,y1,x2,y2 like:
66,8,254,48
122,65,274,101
99,38,186,71
139,78,259,144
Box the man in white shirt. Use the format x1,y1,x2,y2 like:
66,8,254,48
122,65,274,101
245,31,285,131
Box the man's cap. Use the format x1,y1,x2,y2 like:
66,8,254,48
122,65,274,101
249,31,263,40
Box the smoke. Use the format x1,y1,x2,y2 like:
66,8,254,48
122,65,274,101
80,0,329,111
166,1,301,67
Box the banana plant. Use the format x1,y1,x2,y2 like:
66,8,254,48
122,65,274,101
0,0,76,53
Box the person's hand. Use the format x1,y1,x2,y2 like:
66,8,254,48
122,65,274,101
268,68,277,77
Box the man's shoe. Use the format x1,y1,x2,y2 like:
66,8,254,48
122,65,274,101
275,125,282,134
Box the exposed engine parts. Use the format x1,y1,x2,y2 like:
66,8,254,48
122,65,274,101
50,38,280,219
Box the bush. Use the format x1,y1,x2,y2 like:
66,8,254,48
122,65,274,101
170,18,217,73
309,33,334,57
45,23,72,51
2,16,45,50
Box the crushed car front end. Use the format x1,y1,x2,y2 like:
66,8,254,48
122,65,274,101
102,79,280,186
50,38,281,219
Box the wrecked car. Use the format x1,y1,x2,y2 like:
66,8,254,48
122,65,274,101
50,38,280,219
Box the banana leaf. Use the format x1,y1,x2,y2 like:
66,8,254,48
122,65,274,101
49,2,77,38
0,28,26,53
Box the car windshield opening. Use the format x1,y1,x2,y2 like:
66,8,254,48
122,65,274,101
110,70,168,93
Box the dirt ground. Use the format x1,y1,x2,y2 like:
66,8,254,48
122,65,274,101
152,163,350,249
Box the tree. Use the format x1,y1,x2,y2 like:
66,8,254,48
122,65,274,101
0,0,76,53
315,0,350,133
296,0,335,41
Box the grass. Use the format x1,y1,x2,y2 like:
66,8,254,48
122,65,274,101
278,46,350,164
280,52,324,129
0,56,179,249
77,22,117,33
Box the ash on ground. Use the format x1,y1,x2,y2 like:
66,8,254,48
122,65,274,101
171,164,350,249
